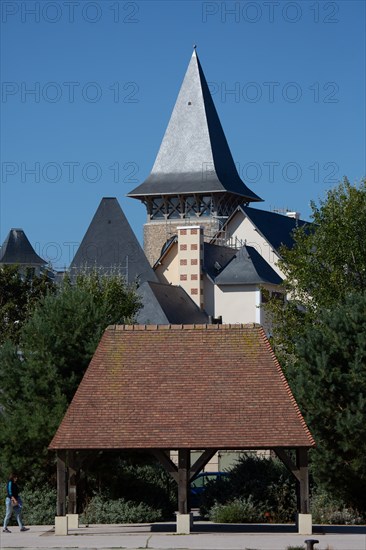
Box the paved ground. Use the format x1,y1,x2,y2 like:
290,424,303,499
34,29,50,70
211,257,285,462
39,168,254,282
0,523,366,550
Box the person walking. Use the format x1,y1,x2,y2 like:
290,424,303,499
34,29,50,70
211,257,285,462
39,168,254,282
3,473,29,533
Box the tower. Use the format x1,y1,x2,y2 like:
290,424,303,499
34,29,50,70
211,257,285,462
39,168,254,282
128,48,262,265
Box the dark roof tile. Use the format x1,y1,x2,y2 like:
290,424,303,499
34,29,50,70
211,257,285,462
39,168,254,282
214,245,283,286
136,282,209,324
69,198,157,284
0,229,46,266
241,206,309,252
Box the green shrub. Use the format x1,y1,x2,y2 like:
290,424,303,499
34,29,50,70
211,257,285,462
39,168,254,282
80,494,163,524
20,484,57,525
78,454,176,519
114,461,176,515
311,491,364,525
200,453,296,522
209,496,266,523
197,475,232,513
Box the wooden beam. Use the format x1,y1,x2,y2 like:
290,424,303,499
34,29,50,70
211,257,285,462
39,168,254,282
151,450,178,482
190,449,218,481
178,449,190,514
274,447,310,514
274,448,300,482
56,451,67,516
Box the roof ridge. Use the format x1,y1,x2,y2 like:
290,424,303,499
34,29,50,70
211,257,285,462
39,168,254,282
107,323,262,331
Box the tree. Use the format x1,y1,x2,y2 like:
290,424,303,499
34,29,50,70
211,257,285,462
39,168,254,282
263,178,366,509
0,271,141,481
0,265,54,345
266,178,366,362
288,292,366,510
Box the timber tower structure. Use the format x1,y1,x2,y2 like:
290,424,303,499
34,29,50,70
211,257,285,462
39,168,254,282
128,48,262,265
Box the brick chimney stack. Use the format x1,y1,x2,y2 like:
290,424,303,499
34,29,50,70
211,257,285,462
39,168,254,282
177,226,204,309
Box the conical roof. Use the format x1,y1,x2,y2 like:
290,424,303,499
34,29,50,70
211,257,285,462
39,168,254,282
0,229,46,266
128,50,262,202
69,198,157,284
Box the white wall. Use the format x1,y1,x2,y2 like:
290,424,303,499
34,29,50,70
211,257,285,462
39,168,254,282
225,215,284,278
214,284,258,324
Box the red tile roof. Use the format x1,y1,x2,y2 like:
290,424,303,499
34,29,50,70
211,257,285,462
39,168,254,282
49,324,315,450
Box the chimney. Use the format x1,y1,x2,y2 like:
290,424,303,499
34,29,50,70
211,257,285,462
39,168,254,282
177,226,204,309
285,211,300,220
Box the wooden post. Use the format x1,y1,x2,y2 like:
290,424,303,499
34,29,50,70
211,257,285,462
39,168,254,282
296,448,309,514
56,451,67,516
67,450,77,514
177,449,190,514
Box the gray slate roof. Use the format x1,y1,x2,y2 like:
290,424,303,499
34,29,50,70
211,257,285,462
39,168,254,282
128,50,262,202
0,229,46,266
241,206,309,253
203,242,237,280
214,245,283,286
69,198,157,284
136,281,209,324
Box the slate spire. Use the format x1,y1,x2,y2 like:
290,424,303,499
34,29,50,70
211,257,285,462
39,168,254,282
69,198,157,284
0,229,46,266
128,49,262,202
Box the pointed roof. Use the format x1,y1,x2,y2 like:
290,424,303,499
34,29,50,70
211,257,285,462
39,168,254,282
69,198,157,284
214,245,283,286
49,324,315,450
0,229,46,266
128,50,262,202
136,281,209,324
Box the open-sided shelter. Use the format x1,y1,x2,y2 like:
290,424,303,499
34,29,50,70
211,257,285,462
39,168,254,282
49,324,315,531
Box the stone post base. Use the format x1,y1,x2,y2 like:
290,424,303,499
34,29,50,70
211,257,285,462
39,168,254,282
55,515,68,535
66,513,79,529
297,513,312,535
176,512,193,534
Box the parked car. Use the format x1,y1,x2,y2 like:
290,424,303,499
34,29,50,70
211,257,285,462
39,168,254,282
190,471,230,507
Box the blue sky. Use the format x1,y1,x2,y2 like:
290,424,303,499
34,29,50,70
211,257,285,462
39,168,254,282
1,0,365,269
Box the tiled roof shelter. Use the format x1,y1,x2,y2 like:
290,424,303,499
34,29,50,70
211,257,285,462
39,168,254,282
50,324,314,530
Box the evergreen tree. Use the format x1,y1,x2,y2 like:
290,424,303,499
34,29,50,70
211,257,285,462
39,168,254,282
0,271,141,481
288,292,366,510
0,265,54,344
263,178,366,509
